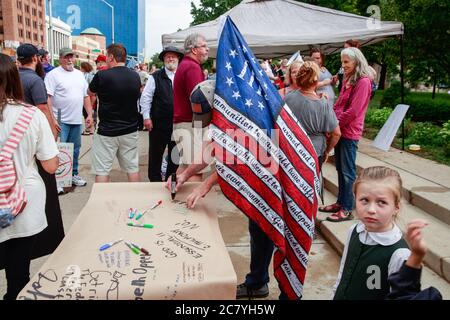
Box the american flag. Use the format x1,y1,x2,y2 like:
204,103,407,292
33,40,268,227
210,17,321,299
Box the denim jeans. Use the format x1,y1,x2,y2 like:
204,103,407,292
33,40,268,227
245,219,274,288
59,123,82,176
334,138,358,211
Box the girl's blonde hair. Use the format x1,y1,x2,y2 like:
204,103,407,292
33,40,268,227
296,61,320,90
341,47,372,85
353,166,403,207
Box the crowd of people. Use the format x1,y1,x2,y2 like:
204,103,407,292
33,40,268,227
0,33,441,301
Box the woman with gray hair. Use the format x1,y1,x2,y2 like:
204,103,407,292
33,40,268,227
319,47,372,222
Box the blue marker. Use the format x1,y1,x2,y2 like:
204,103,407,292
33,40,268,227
99,238,123,251
129,208,138,219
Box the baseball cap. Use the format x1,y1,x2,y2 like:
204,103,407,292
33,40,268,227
38,48,48,57
59,47,74,57
95,54,107,63
190,80,215,128
16,43,39,59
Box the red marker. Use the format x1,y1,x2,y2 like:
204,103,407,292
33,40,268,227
131,242,150,255
150,200,162,210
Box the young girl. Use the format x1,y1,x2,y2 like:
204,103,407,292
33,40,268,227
332,166,433,300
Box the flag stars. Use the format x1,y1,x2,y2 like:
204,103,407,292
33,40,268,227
229,49,238,58
258,69,263,76
245,99,253,107
232,91,241,100
263,82,269,90
256,88,262,96
225,62,232,71
243,46,248,53
257,101,265,110
226,77,234,86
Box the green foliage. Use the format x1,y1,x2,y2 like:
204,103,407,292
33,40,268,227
380,81,410,108
439,120,450,144
190,0,241,26
404,94,450,124
380,0,450,85
365,107,392,128
149,53,164,69
407,122,443,147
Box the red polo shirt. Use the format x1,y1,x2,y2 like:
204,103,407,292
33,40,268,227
173,55,204,124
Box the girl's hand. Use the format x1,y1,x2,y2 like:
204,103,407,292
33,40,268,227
405,219,428,268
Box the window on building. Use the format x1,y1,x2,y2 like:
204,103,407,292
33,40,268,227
26,31,31,39
25,5,29,13
25,18,30,27
38,11,42,19
17,1,22,10
33,21,37,28
34,33,38,41
19,29,24,37
18,15,22,24
32,8,37,16
41,35,44,43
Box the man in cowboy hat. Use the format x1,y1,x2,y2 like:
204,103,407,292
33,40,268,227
140,46,184,181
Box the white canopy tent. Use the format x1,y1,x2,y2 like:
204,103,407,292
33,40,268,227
162,0,403,59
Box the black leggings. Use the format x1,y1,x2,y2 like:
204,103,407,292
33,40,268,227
1,235,35,300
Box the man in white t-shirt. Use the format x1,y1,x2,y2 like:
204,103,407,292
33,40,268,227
45,48,93,187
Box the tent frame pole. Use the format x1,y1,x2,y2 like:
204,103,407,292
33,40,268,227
400,34,405,150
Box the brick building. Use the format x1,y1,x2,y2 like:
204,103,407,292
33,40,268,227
0,0,46,52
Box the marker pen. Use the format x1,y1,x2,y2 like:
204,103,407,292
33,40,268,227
99,239,123,251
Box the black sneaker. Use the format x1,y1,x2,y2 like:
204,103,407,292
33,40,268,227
236,283,269,299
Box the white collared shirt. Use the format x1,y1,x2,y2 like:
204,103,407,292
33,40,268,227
139,67,176,120
332,222,411,297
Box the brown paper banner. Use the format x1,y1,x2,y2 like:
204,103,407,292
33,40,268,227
18,182,237,300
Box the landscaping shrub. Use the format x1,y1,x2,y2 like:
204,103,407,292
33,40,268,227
380,81,410,108
405,94,450,123
439,120,450,156
365,107,392,128
407,122,443,146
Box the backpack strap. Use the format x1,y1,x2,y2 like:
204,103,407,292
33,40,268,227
0,106,37,160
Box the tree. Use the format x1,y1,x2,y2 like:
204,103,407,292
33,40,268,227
149,52,164,69
380,0,450,96
190,0,241,26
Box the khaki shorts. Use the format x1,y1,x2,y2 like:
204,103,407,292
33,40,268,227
172,122,212,173
91,131,139,176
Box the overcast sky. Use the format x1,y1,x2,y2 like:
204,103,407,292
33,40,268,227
146,0,200,59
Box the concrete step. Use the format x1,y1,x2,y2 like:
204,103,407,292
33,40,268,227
317,190,450,299
331,138,450,225
321,162,450,284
